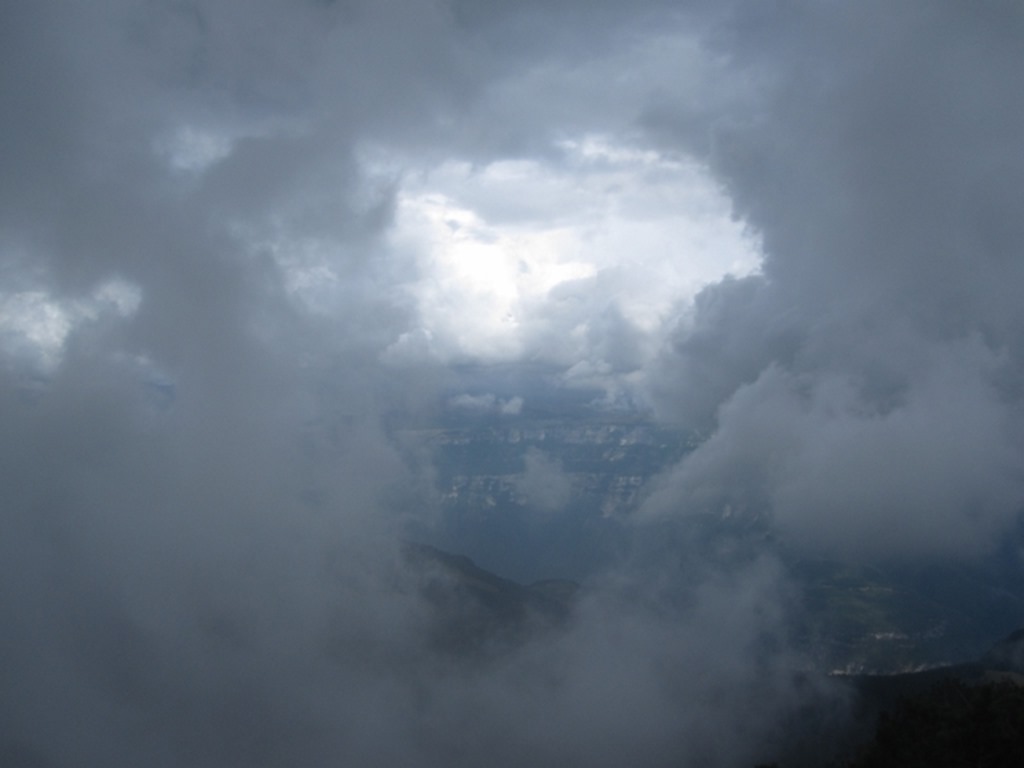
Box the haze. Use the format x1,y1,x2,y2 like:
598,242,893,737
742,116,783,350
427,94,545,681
3,2,1023,766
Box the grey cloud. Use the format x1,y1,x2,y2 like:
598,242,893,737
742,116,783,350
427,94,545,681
447,392,524,416
644,1,1024,560
648,275,802,431
0,3,458,764
514,447,572,512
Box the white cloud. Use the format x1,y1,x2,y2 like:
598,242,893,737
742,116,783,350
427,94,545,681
0,291,71,371
0,278,142,372
514,447,572,512
385,135,761,366
499,395,523,415
155,125,235,174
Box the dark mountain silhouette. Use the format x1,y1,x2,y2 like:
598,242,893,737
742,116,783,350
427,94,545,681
402,542,579,657
765,628,1024,768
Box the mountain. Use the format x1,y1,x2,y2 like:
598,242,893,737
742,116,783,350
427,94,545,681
981,627,1024,675
797,630,1024,768
394,396,1024,674
394,403,695,583
760,628,1024,768
791,558,1024,674
403,542,579,658
838,626,1024,737
403,540,1024,767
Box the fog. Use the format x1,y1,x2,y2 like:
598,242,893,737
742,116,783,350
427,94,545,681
2,2,1021,766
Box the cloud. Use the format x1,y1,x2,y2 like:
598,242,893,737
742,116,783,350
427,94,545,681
387,136,759,368
408,555,844,768
447,392,523,416
644,0,1024,561
515,447,572,512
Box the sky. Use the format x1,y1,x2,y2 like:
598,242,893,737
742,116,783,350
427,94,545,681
2,1,1024,766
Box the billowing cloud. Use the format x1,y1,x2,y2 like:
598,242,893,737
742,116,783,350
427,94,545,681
644,0,1024,561
388,138,759,366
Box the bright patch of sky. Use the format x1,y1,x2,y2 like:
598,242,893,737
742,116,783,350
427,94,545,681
384,135,761,364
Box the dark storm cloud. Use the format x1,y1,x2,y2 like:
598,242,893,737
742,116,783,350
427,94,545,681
645,1,1024,560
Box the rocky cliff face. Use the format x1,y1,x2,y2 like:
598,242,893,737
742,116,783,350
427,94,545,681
396,417,695,581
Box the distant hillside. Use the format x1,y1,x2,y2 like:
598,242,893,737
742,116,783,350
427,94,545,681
790,629,1024,768
779,553,1024,675
831,677,1024,768
757,628,1024,768
403,542,579,657
982,627,1024,674
845,626,1023,713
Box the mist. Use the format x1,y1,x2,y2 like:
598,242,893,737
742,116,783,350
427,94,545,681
2,2,1022,766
